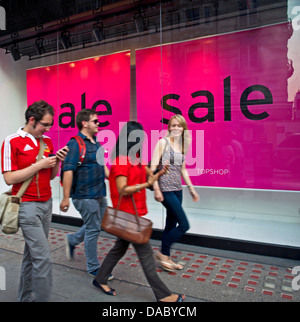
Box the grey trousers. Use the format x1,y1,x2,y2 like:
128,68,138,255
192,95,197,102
18,199,53,302
95,238,172,301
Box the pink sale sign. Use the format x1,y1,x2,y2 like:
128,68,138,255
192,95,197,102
136,23,299,190
27,51,131,157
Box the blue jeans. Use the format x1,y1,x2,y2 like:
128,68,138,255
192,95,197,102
70,197,107,273
161,190,190,257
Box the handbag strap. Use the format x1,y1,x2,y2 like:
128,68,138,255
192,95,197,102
148,137,168,168
116,186,139,216
16,138,45,198
114,186,142,231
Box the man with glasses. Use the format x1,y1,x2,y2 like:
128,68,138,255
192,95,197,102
60,109,110,278
1,100,68,301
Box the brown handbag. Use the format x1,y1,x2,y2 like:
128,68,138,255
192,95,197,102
101,187,153,244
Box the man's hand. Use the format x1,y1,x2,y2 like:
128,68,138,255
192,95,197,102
55,146,69,162
60,197,70,212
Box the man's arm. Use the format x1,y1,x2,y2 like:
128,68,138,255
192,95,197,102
104,165,110,179
60,170,73,212
3,156,57,185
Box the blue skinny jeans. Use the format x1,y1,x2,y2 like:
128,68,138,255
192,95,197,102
161,190,190,257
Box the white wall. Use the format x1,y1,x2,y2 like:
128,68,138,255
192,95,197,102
0,50,29,192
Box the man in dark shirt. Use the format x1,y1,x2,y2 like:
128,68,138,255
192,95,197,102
60,109,109,277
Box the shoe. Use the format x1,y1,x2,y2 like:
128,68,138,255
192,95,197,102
158,294,185,302
159,261,176,272
155,252,184,271
88,268,114,281
65,234,75,261
88,269,98,277
92,280,116,296
154,251,176,272
171,262,184,270
176,294,185,302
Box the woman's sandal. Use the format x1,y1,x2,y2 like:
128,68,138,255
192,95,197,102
154,252,176,272
156,256,184,271
159,260,176,272
93,279,116,296
171,262,184,270
158,294,185,302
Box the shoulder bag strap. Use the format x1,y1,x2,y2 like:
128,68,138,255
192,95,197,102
161,137,168,160
72,136,86,166
16,138,45,198
148,137,168,169
113,185,141,230
116,186,139,216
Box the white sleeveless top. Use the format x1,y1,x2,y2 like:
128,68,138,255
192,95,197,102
158,138,184,192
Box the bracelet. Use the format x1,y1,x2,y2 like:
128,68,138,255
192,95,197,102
136,184,141,192
187,185,193,189
147,180,152,187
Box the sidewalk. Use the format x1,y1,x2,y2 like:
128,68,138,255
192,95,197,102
0,222,300,302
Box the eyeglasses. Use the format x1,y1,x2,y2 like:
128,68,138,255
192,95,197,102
90,119,99,124
38,121,54,129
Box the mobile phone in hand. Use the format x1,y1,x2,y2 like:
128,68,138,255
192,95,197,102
153,168,160,175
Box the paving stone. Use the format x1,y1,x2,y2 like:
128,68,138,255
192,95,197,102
1,224,300,302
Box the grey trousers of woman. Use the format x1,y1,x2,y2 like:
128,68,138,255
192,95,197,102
95,238,172,301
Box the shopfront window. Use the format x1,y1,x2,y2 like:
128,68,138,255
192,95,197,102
0,0,299,251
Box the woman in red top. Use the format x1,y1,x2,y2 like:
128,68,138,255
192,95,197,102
93,121,185,302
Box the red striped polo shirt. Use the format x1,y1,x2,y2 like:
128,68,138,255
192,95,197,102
1,128,54,202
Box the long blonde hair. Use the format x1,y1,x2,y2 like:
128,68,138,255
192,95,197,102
166,114,191,155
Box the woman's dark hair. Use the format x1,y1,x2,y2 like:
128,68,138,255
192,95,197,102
25,100,54,124
112,121,144,162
